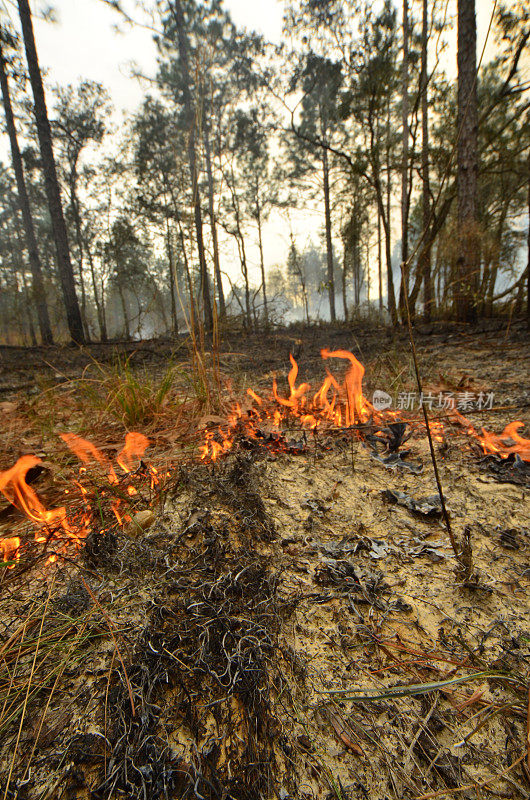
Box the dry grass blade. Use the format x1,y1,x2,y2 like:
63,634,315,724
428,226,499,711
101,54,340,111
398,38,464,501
2,576,55,800
79,575,136,716
320,671,525,702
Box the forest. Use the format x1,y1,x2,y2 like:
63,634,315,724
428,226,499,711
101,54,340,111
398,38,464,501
0,0,528,342
0,2,530,800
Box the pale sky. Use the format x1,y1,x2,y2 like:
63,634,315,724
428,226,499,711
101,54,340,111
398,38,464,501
1,0,501,290
20,0,497,118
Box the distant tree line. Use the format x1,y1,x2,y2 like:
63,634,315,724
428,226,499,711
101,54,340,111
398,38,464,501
0,0,528,344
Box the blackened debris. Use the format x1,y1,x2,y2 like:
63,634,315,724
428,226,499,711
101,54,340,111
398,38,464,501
479,453,530,488
382,489,442,518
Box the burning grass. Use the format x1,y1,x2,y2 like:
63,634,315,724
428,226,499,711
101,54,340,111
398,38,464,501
1,344,528,571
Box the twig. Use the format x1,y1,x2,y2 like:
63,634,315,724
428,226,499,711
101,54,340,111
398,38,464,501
400,263,459,561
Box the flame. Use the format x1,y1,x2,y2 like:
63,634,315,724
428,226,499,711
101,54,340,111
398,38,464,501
2,347,527,571
247,388,263,406
116,432,149,472
0,455,87,563
1,536,20,567
61,433,119,484
321,348,370,424
273,354,311,409
0,455,69,531
477,421,530,461
452,410,530,462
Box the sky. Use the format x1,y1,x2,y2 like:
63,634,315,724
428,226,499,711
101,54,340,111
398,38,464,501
1,0,501,291
17,0,498,118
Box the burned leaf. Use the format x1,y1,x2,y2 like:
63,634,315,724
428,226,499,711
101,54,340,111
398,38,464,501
314,557,362,591
380,422,410,452
479,453,530,488
301,497,329,516
368,448,423,474
325,709,365,756
497,527,521,550
406,539,447,562
368,540,393,559
382,489,442,517
315,558,388,607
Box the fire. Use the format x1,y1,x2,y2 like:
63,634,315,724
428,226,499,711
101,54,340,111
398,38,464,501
0,455,70,533
0,454,87,565
476,421,530,461
273,353,311,410
451,410,530,462
116,432,150,472
1,536,20,566
321,348,371,424
1,347,528,570
61,432,119,485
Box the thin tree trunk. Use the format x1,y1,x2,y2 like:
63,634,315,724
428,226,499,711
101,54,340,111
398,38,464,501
322,144,336,322
399,0,410,324
385,96,398,324
0,39,53,345
420,0,432,321
203,127,225,319
165,214,178,334
117,285,130,340
13,222,38,345
342,253,348,320
256,198,269,328
86,240,107,341
20,265,37,345
527,152,530,330
456,0,479,323
69,175,91,341
377,203,383,312
17,0,85,343
170,0,213,332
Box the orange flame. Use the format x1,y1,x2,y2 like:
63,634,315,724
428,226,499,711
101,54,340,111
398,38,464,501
116,432,149,472
477,421,530,461
0,455,87,562
1,536,20,566
61,433,119,484
273,354,311,409
0,455,69,533
321,348,370,424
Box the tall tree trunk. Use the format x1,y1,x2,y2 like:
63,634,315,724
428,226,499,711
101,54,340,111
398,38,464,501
399,0,410,324
256,198,269,327
420,0,433,322
322,145,336,322
0,39,53,345
377,203,383,312
170,0,213,332
13,222,38,345
69,175,91,341
342,253,348,320
385,96,398,324
86,240,107,341
203,127,225,319
165,214,178,334
17,0,85,343
527,152,530,330
117,285,130,340
456,0,479,323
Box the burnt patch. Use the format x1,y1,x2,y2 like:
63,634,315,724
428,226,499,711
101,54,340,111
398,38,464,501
91,482,288,800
